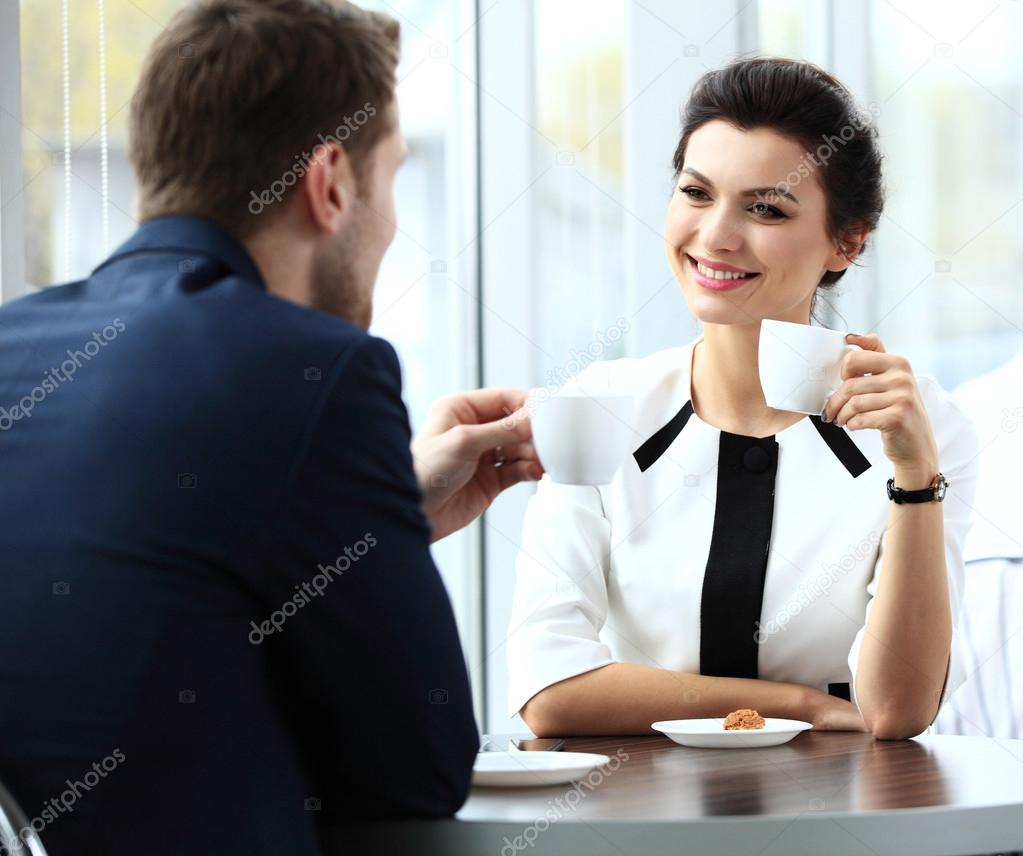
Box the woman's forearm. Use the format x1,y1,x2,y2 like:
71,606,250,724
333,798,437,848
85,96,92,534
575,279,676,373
521,662,819,737
854,464,952,740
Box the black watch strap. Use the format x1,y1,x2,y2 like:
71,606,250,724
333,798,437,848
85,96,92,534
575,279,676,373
886,473,948,504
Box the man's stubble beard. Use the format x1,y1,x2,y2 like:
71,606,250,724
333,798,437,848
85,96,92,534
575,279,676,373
309,218,377,329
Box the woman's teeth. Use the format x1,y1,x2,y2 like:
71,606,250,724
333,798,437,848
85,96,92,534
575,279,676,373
694,259,755,280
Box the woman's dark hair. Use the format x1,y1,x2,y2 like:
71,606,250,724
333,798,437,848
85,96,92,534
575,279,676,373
673,57,884,290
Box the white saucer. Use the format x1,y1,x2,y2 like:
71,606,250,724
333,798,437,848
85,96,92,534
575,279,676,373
652,717,812,749
472,751,611,787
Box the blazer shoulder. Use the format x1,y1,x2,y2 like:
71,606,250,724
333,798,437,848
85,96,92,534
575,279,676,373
225,293,402,389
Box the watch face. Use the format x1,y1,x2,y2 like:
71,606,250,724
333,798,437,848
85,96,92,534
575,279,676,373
935,475,948,501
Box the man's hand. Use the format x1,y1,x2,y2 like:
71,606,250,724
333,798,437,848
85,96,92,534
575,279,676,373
411,388,543,542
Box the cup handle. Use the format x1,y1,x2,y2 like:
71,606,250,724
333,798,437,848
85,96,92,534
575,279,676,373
844,342,869,376
824,344,862,407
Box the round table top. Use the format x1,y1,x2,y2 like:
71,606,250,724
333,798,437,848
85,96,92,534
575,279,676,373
328,732,1023,856
461,731,1023,821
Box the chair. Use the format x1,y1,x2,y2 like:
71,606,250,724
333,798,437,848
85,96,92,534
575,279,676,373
0,776,48,856
934,557,1023,739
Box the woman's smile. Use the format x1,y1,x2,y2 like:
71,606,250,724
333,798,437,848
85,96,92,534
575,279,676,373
686,253,761,292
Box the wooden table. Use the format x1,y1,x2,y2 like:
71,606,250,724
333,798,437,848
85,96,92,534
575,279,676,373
328,731,1023,855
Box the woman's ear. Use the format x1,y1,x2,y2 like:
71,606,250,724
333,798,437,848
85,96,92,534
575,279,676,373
826,223,870,272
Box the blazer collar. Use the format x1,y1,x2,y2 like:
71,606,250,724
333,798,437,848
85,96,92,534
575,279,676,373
92,215,266,288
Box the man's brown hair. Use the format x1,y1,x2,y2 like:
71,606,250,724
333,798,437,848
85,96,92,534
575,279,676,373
129,0,400,236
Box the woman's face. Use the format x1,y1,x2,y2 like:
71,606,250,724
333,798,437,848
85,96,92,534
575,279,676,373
664,119,856,327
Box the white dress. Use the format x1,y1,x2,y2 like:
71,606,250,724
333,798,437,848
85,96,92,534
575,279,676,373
507,338,979,719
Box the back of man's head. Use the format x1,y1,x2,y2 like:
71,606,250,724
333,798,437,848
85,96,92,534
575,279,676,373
129,0,400,238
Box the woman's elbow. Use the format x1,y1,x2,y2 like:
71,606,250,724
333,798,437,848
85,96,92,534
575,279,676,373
869,712,932,741
521,690,565,737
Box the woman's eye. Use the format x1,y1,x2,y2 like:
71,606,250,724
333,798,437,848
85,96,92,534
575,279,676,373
680,185,710,201
750,201,786,219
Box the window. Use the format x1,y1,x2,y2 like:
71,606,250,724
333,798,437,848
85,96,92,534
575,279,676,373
19,0,185,288
756,0,831,67
862,0,1023,387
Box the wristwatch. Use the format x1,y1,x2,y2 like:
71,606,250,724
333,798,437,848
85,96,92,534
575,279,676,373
886,473,949,504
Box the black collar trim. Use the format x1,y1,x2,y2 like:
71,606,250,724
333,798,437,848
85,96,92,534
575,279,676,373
632,401,872,477
807,415,872,478
633,400,693,472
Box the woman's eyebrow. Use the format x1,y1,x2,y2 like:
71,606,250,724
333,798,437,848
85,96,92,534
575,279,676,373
681,166,800,204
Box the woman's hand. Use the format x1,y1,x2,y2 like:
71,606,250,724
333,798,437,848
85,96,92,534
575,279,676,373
822,333,940,486
411,388,544,542
808,691,868,732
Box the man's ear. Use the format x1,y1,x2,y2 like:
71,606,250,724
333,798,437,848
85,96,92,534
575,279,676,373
826,223,870,273
300,142,357,235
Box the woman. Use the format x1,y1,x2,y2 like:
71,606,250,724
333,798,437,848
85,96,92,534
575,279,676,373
507,58,978,739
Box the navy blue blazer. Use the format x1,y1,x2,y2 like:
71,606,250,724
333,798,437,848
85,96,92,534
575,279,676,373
0,217,479,855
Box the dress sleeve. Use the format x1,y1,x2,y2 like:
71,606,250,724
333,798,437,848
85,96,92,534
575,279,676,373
505,360,630,719
505,475,617,718
847,376,979,716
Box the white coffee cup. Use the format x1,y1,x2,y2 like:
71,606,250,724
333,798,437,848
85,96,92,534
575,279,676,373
530,388,634,485
759,319,857,415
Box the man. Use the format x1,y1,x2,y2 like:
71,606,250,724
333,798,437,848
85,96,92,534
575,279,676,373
0,1,540,853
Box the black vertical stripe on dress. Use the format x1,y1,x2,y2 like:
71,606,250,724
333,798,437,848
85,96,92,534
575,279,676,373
700,431,779,680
